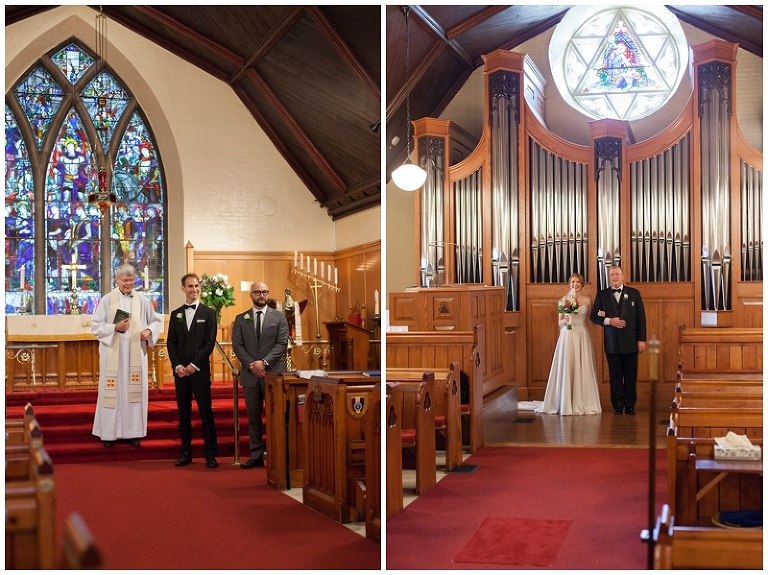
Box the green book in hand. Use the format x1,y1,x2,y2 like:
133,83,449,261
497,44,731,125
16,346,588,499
113,309,131,324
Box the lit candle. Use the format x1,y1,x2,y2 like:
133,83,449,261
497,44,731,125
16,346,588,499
19,265,24,291
300,252,304,270
143,266,149,290
320,261,324,279
306,255,310,271
327,264,331,282
374,289,379,315
294,250,298,268
313,258,317,277
334,267,338,285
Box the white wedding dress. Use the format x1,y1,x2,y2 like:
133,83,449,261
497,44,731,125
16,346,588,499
536,304,602,415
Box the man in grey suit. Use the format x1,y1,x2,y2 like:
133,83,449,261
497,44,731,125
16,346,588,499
231,281,289,468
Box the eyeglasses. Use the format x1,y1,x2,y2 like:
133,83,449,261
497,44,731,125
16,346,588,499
251,290,270,295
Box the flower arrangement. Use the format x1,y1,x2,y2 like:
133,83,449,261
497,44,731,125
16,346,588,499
558,292,579,330
199,273,235,320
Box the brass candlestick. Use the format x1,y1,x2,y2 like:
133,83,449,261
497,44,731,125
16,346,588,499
292,267,340,339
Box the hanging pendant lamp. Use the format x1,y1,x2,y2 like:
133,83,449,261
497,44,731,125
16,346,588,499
391,7,427,192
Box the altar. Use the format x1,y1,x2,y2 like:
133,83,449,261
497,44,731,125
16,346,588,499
5,315,167,392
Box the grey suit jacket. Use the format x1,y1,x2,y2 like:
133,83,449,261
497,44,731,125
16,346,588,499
231,305,289,388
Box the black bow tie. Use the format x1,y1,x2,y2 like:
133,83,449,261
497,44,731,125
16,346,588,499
612,289,622,293
183,304,197,310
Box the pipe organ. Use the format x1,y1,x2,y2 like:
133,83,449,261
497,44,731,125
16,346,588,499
410,42,762,401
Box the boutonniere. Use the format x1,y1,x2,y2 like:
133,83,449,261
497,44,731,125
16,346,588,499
623,294,629,301
244,313,252,321
175,312,183,320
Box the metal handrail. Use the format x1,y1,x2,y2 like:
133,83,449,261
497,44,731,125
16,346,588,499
214,340,241,465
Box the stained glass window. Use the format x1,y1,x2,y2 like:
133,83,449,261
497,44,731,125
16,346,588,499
549,6,688,121
5,42,166,315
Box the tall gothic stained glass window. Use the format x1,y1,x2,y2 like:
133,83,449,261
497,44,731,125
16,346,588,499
549,6,688,121
5,41,167,315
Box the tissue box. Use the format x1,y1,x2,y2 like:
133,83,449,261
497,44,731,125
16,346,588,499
714,444,762,460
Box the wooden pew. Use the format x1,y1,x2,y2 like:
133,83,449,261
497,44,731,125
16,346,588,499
676,369,762,382
677,326,763,374
5,447,57,570
385,383,404,519
650,503,762,569
671,394,762,410
301,377,379,524
59,512,102,569
265,370,381,490
389,376,437,496
364,392,381,543
384,362,463,471
6,418,46,482
674,380,762,397
6,402,36,443
667,404,762,526
386,324,484,453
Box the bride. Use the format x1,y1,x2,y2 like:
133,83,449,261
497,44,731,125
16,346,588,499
536,273,602,415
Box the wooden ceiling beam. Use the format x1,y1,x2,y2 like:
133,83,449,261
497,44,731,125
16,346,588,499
245,68,347,196
307,6,380,102
231,7,305,84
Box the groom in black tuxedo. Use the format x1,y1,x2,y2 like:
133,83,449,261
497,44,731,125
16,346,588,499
590,265,647,415
167,273,219,467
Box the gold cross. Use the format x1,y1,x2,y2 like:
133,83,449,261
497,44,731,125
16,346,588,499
61,254,86,287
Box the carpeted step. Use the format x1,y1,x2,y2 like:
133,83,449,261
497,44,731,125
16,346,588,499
6,386,259,464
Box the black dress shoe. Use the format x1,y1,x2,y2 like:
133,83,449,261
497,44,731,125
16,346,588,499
128,438,141,447
103,440,115,448
613,408,623,415
206,457,219,468
241,458,264,469
175,455,193,467
625,408,636,415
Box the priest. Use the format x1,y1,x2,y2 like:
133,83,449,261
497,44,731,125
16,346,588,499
91,264,162,447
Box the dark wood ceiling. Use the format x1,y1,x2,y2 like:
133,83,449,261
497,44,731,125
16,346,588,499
7,6,762,218
386,5,763,180
6,5,381,220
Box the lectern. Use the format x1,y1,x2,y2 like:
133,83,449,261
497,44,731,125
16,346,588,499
325,321,373,371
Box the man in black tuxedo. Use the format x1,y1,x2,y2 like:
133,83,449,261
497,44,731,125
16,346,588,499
590,265,647,415
231,281,289,468
166,273,219,468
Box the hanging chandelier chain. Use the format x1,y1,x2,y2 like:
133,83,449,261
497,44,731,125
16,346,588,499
403,6,413,158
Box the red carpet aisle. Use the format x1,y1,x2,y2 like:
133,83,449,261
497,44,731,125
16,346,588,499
54,459,381,570
386,446,667,570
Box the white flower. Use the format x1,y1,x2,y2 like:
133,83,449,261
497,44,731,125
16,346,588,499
244,313,251,321
175,312,183,319
623,294,629,300
215,288,223,296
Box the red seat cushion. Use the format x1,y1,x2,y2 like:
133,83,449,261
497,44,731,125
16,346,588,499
401,429,416,446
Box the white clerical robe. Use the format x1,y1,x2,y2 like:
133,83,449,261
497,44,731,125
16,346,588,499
91,289,162,440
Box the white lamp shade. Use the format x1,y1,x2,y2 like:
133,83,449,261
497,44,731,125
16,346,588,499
391,160,427,191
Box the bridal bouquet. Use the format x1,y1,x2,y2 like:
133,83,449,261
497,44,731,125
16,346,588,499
558,292,579,330
200,273,236,310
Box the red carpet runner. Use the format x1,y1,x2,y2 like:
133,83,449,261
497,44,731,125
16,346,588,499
386,445,667,570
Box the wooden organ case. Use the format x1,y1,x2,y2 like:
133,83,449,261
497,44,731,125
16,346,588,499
407,43,762,407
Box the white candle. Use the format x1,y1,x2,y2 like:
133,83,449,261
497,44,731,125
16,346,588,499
306,255,310,271
334,267,338,285
19,265,24,291
313,258,317,277
374,289,379,315
294,250,298,267
327,264,331,282
300,252,304,270
320,261,324,279
143,266,149,290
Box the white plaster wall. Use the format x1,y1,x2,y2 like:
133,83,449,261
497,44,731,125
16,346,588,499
334,206,381,251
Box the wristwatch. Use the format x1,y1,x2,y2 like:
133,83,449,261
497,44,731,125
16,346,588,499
262,360,269,368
